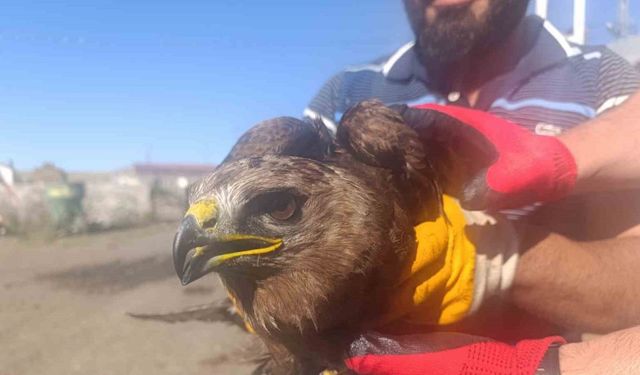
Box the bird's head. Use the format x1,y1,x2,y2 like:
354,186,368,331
172,101,498,372
173,154,411,339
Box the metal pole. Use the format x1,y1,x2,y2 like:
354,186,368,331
569,0,586,45
535,0,548,18
619,0,630,37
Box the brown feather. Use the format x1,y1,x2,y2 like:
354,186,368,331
180,101,451,373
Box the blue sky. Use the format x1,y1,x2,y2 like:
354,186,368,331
0,1,636,171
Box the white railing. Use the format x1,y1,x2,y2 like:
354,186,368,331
535,0,586,45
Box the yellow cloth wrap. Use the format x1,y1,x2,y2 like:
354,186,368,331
379,195,476,326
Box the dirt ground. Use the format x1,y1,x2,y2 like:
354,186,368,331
0,224,256,375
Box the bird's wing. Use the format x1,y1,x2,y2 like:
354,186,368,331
126,301,245,326
223,117,333,163
337,100,442,221
337,100,428,173
390,104,497,199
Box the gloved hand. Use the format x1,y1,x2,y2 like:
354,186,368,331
375,195,519,327
345,332,565,375
392,104,578,210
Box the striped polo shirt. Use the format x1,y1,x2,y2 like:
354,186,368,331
305,15,640,137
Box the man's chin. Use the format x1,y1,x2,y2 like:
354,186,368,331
414,0,528,70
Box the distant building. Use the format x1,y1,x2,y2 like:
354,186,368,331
132,163,216,190
132,163,216,221
0,163,15,188
26,163,67,184
0,163,16,235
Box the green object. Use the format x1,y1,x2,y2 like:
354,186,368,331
45,183,85,233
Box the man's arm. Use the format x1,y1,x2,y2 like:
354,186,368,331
560,92,640,194
510,92,640,332
510,224,640,333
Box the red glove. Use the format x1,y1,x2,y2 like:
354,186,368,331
393,104,578,210
345,332,565,375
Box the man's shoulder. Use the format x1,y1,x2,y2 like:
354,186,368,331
568,44,638,76
334,41,417,78
304,53,394,127
497,18,638,114
339,55,392,76
494,42,640,131
306,42,437,123
515,41,639,96
567,44,640,109
324,54,394,94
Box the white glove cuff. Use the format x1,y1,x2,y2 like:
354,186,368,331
462,210,520,315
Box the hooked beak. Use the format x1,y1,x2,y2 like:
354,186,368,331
172,200,283,286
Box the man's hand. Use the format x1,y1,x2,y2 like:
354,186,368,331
392,104,578,210
560,326,640,374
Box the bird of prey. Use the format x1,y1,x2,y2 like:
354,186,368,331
172,100,495,374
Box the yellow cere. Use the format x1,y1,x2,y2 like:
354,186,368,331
185,199,217,226
207,235,283,267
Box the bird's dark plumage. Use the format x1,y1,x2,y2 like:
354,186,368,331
224,116,333,163
173,100,493,374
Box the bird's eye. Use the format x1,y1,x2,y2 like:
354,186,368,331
268,195,297,221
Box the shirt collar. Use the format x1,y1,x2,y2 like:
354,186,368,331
383,41,428,82
504,15,582,80
474,16,583,109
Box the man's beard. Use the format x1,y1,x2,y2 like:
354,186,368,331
407,0,529,74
